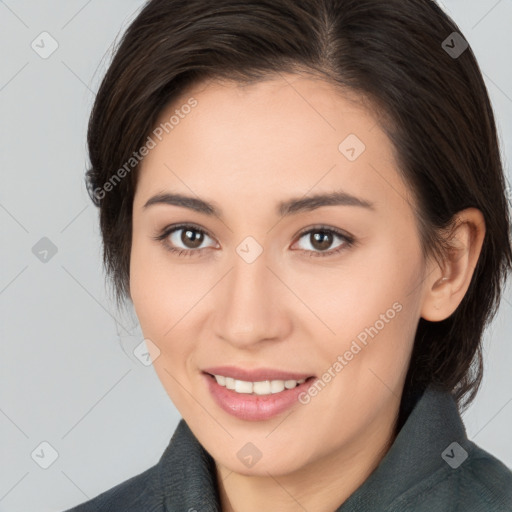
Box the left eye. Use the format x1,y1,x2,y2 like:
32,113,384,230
293,227,354,257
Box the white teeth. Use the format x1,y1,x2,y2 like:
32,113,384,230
270,380,285,393
253,381,271,395
235,380,253,394
212,375,308,395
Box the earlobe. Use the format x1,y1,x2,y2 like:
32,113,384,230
420,208,486,322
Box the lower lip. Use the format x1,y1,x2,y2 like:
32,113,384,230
203,373,315,421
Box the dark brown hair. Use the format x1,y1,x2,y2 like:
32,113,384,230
86,0,512,412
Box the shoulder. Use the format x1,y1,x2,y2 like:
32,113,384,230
61,464,163,512
401,442,512,512
453,443,512,511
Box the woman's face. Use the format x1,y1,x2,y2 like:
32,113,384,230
130,74,431,477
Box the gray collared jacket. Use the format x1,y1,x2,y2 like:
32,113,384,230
63,386,512,511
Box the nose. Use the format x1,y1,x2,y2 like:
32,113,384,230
211,249,292,350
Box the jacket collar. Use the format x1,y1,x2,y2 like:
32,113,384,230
158,418,221,511
336,386,467,510
156,386,467,511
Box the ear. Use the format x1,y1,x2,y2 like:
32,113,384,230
420,208,486,322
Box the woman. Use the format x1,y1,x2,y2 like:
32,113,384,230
64,0,512,510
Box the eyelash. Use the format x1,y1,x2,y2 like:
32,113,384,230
153,223,355,259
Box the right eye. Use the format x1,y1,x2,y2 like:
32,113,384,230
153,223,217,257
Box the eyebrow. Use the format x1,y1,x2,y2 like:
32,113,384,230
143,190,375,218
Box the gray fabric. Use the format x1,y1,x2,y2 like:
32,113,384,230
63,386,512,511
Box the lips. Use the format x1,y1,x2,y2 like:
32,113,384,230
202,366,314,382
202,366,317,421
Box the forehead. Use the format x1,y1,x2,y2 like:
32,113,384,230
136,73,410,217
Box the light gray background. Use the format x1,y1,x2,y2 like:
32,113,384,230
0,1,511,511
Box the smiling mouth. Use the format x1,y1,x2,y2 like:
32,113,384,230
205,372,316,396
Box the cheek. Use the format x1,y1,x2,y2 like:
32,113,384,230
305,236,422,342
130,239,199,408
316,238,424,391
130,233,178,347
129,234,210,383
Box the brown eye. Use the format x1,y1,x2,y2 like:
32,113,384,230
309,231,334,251
154,224,216,256
294,226,355,258
179,227,205,249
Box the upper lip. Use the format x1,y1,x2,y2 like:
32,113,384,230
202,366,314,382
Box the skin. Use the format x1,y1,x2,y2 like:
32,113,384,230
129,73,485,512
